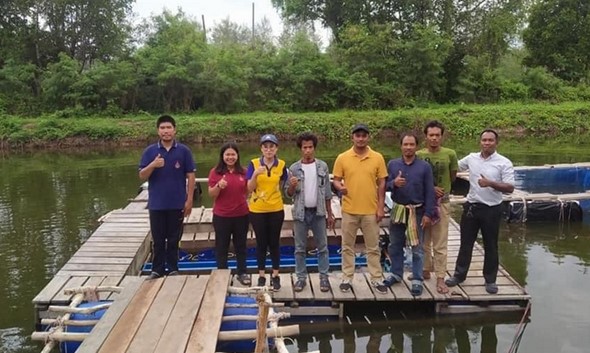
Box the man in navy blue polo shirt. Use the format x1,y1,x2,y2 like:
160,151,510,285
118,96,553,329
139,115,196,279
383,132,435,296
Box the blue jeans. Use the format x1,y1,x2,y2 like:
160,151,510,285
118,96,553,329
293,208,329,280
388,208,425,283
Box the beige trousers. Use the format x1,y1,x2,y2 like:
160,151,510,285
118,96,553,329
424,201,450,278
340,212,382,281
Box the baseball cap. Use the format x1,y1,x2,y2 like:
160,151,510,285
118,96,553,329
260,134,279,145
351,123,370,134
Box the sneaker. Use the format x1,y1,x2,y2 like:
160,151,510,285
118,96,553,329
485,282,498,294
271,276,281,291
257,276,266,287
383,275,401,287
237,274,251,286
319,277,330,292
371,280,388,294
167,271,179,276
445,276,464,287
293,279,306,292
339,279,352,292
147,272,161,280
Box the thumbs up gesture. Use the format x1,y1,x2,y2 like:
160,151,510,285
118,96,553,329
218,174,228,189
394,170,406,187
289,175,299,188
152,153,165,168
478,174,491,188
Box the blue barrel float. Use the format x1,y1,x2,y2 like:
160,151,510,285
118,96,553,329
216,296,272,353
60,301,110,353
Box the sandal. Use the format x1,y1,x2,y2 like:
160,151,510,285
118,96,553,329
410,283,423,296
237,273,251,286
436,279,449,294
319,277,330,292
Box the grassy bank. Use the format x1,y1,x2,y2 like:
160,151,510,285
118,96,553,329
1,102,589,149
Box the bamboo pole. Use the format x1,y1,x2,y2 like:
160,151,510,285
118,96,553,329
41,319,99,327
33,292,85,353
31,331,88,342
217,325,299,341
254,292,271,353
48,302,111,314
63,286,121,295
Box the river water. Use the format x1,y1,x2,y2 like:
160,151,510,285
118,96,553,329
0,137,589,353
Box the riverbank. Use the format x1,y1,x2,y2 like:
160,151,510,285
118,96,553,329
1,102,589,149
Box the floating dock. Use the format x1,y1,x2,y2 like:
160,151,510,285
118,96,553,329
33,190,530,328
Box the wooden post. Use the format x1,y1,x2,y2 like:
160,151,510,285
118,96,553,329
254,292,270,353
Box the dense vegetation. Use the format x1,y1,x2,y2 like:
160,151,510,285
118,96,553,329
1,0,590,117
1,102,588,146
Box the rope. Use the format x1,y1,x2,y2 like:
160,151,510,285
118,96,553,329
507,301,532,353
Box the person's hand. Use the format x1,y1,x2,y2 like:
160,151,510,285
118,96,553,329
478,174,492,188
434,186,445,198
376,208,385,223
183,200,193,218
254,166,266,176
421,215,432,229
289,175,299,188
218,175,228,189
394,170,406,187
152,154,164,168
327,215,336,231
339,184,348,196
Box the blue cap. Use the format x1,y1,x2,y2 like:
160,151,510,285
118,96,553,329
260,134,279,145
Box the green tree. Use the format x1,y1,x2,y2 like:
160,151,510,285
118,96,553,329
524,0,590,82
136,11,207,112
41,53,81,110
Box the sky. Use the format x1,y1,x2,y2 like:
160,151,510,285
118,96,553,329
133,0,284,36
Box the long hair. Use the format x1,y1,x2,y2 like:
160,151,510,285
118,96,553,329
214,142,244,175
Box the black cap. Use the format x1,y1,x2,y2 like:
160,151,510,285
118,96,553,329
351,123,370,134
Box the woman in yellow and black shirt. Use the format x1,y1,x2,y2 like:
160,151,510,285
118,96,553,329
247,134,288,291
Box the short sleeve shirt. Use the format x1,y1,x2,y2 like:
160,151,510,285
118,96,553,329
416,147,459,193
139,141,196,210
332,147,388,214
208,168,249,217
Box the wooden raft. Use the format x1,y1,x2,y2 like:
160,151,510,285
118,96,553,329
77,270,232,353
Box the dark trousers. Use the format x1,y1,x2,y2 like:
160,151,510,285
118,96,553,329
149,209,183,275
213,214,249,275
454,202,502,284
250,210,284,271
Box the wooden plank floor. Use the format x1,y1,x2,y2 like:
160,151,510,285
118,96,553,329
33,197,151,310
77,270,231,353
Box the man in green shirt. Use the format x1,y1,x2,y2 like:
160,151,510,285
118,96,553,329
416,120,458,294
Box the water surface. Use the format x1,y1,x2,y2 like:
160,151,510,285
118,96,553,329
0,137,589,352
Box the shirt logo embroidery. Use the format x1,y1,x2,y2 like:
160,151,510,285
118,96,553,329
175,161,180,169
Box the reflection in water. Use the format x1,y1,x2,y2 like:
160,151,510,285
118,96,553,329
290,316,506,353
1,140,590,353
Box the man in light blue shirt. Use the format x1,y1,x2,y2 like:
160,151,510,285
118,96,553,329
446,129,515,294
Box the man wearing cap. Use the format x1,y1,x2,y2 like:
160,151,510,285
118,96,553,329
247,133,288,291
139,115,196,280
332,123,388,294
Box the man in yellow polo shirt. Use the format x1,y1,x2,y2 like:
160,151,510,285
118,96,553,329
332,123,388,293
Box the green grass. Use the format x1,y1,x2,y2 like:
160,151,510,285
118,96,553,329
1,102,589,146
